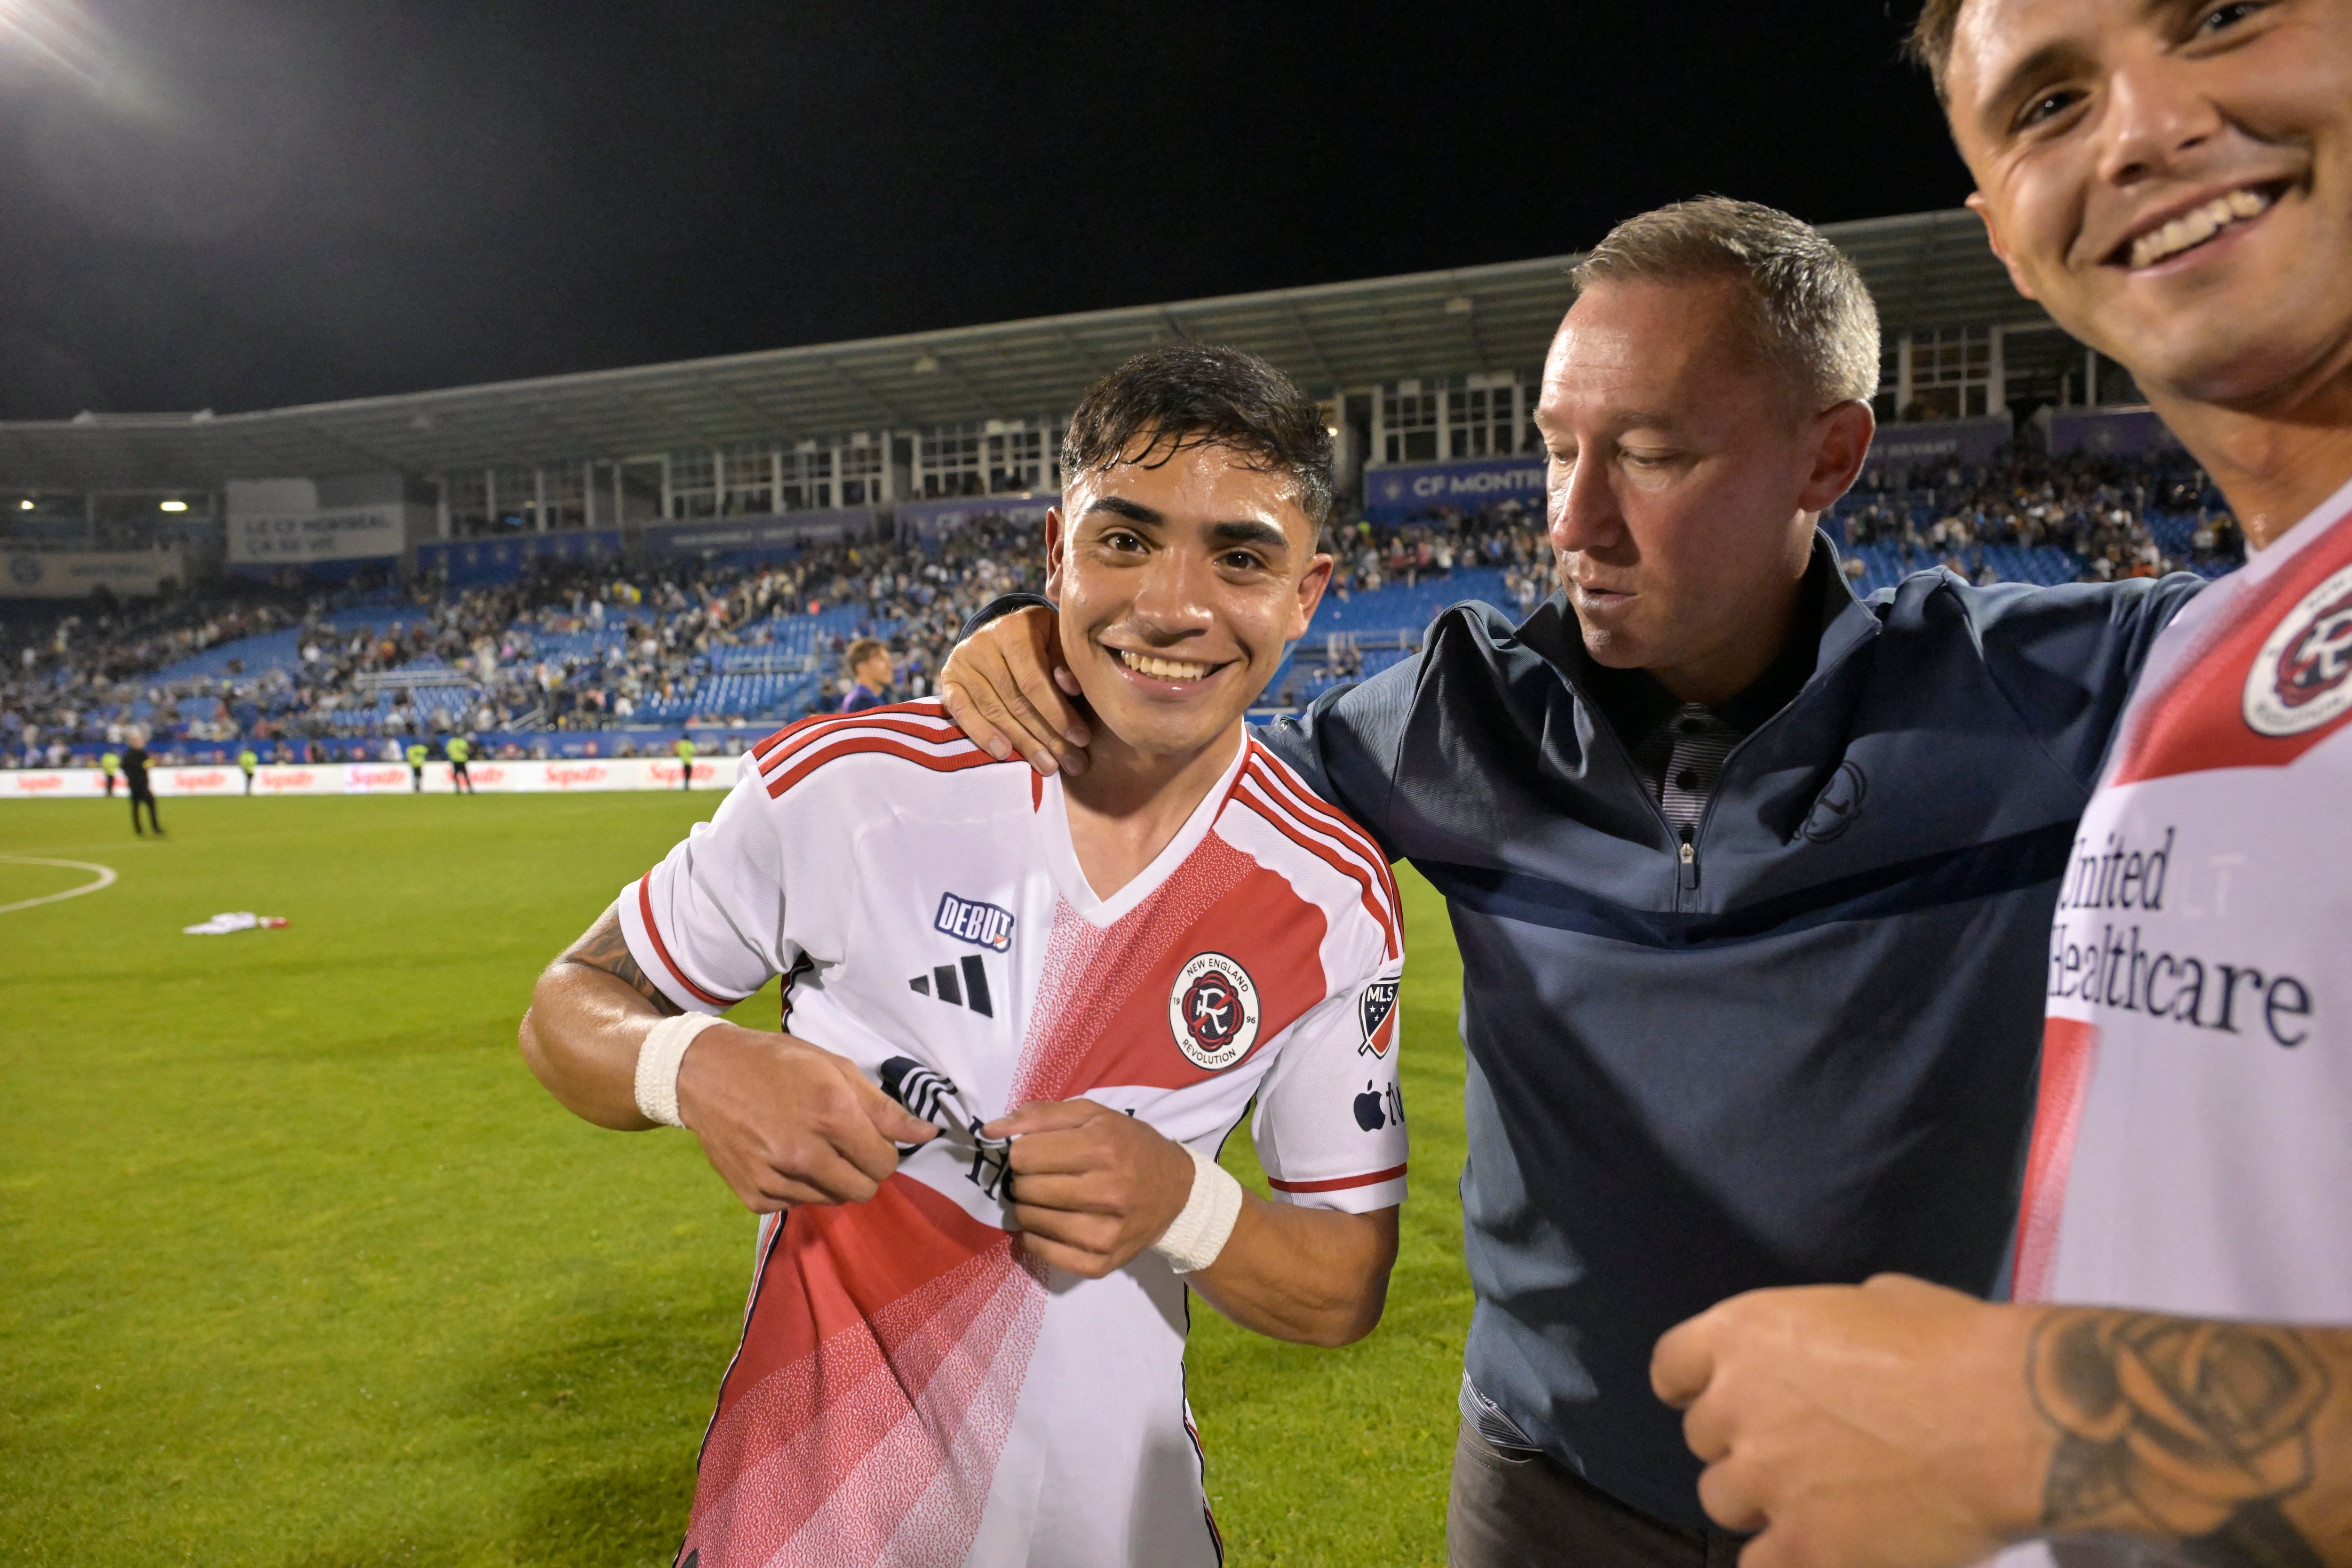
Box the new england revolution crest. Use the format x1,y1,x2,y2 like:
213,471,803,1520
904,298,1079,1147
1168,952,1260,1070
2245,561,2352,738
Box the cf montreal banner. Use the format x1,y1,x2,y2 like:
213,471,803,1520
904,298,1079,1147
413,530,623,586
1362,457,1546,522
3,548,185,600
2,755,741,800
646,508,875,557
895,494,1058,541
1866,415,2014,474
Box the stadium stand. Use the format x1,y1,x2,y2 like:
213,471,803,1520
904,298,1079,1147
1,446,2247,770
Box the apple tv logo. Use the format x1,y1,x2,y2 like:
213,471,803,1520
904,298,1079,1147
1353,1081,1404,1132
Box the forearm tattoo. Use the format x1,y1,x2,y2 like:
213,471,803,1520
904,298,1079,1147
2030,1310,2333,1567
561,907,683,1017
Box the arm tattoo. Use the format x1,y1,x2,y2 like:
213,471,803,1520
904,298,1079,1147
2029,1310,2332,1568
559,907,683,1017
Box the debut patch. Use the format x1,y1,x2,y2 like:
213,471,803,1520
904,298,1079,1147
1168,951,1260,1071
2244,562,2352,737
934,891,1016,953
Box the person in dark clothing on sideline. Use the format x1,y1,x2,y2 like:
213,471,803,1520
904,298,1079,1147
838,637,892,713
941,199,2203,1567
121,735,161,836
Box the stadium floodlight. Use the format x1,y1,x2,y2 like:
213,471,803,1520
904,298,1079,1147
912,354,940,374
16,499,32,510
159,499,188,512
1443,295,1474,315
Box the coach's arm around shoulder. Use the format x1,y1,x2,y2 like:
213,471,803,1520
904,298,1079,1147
519,901,936,1210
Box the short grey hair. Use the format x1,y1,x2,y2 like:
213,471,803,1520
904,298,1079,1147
1570,196,1881,409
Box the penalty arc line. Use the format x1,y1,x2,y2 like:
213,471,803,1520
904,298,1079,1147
0,855,118,915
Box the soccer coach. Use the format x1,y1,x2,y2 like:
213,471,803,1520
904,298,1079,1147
941,197,2203,1566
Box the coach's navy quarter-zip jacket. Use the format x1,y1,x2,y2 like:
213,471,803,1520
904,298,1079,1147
966,538,2201,1528
1258,537,2201,1528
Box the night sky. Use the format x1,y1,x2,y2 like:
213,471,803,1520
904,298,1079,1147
0,1,1970,422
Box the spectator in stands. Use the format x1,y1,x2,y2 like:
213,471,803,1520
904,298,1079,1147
837,637,892,713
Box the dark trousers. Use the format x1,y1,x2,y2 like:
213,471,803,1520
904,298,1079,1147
128,788,160,835
679,761,692,789
451,762,471,794
1448,1420,1746,1568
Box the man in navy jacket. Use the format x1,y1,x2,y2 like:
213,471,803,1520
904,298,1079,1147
942,198,2200,1566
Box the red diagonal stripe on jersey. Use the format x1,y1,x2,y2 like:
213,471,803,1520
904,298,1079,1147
1011,835,1328,1103
1247,742,1400,912
2011,1017,2098,1303
1232,780,1399,960
1268,1163,1408,1194
767,737,1003,798
684,1175,1046,1568
2109,505,2352,785
636,873,745,1009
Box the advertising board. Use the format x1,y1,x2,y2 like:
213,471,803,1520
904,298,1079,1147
2,756,742,800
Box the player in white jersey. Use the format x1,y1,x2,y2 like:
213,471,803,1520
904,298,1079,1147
1644,2,2352,1566
520,345,1407,1568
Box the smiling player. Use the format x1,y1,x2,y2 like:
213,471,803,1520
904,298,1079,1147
519,344,1406,1568
1648,3,2352,1565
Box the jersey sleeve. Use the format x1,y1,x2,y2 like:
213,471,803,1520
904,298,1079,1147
617,766,794,1014
1247,955,1408,1213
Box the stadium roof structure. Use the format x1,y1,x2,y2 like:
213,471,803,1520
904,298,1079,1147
0,207,2046,492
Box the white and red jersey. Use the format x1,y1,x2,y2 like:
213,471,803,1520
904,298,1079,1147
2013,472,2352,1322
619,701,1408,1568
1995,478,2352,1568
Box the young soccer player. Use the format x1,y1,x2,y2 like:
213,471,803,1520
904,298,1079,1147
521,345,1407,1568
1649,4,2352,1565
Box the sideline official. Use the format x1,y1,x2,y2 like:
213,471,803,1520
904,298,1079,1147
941,199,2202,1566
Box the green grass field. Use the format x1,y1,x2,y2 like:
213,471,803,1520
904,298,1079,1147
1,793,1470,1565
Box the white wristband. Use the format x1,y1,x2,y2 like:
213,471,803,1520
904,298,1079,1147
635,1012,723,1128
1152,1144,1245,1275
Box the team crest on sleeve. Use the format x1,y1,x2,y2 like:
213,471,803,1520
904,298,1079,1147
1357,978,1400,1058
2244,562,2352,737
1168,953,1260,1070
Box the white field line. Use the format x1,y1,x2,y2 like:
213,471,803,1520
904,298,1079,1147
0,856,118,915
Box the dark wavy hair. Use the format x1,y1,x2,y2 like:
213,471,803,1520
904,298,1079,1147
1060,344,1333,532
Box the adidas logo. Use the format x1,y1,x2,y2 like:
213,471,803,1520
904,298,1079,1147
911,954,993,1018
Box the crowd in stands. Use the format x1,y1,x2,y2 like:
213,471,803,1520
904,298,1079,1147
1,446,2246,769
1838,448,2245,585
